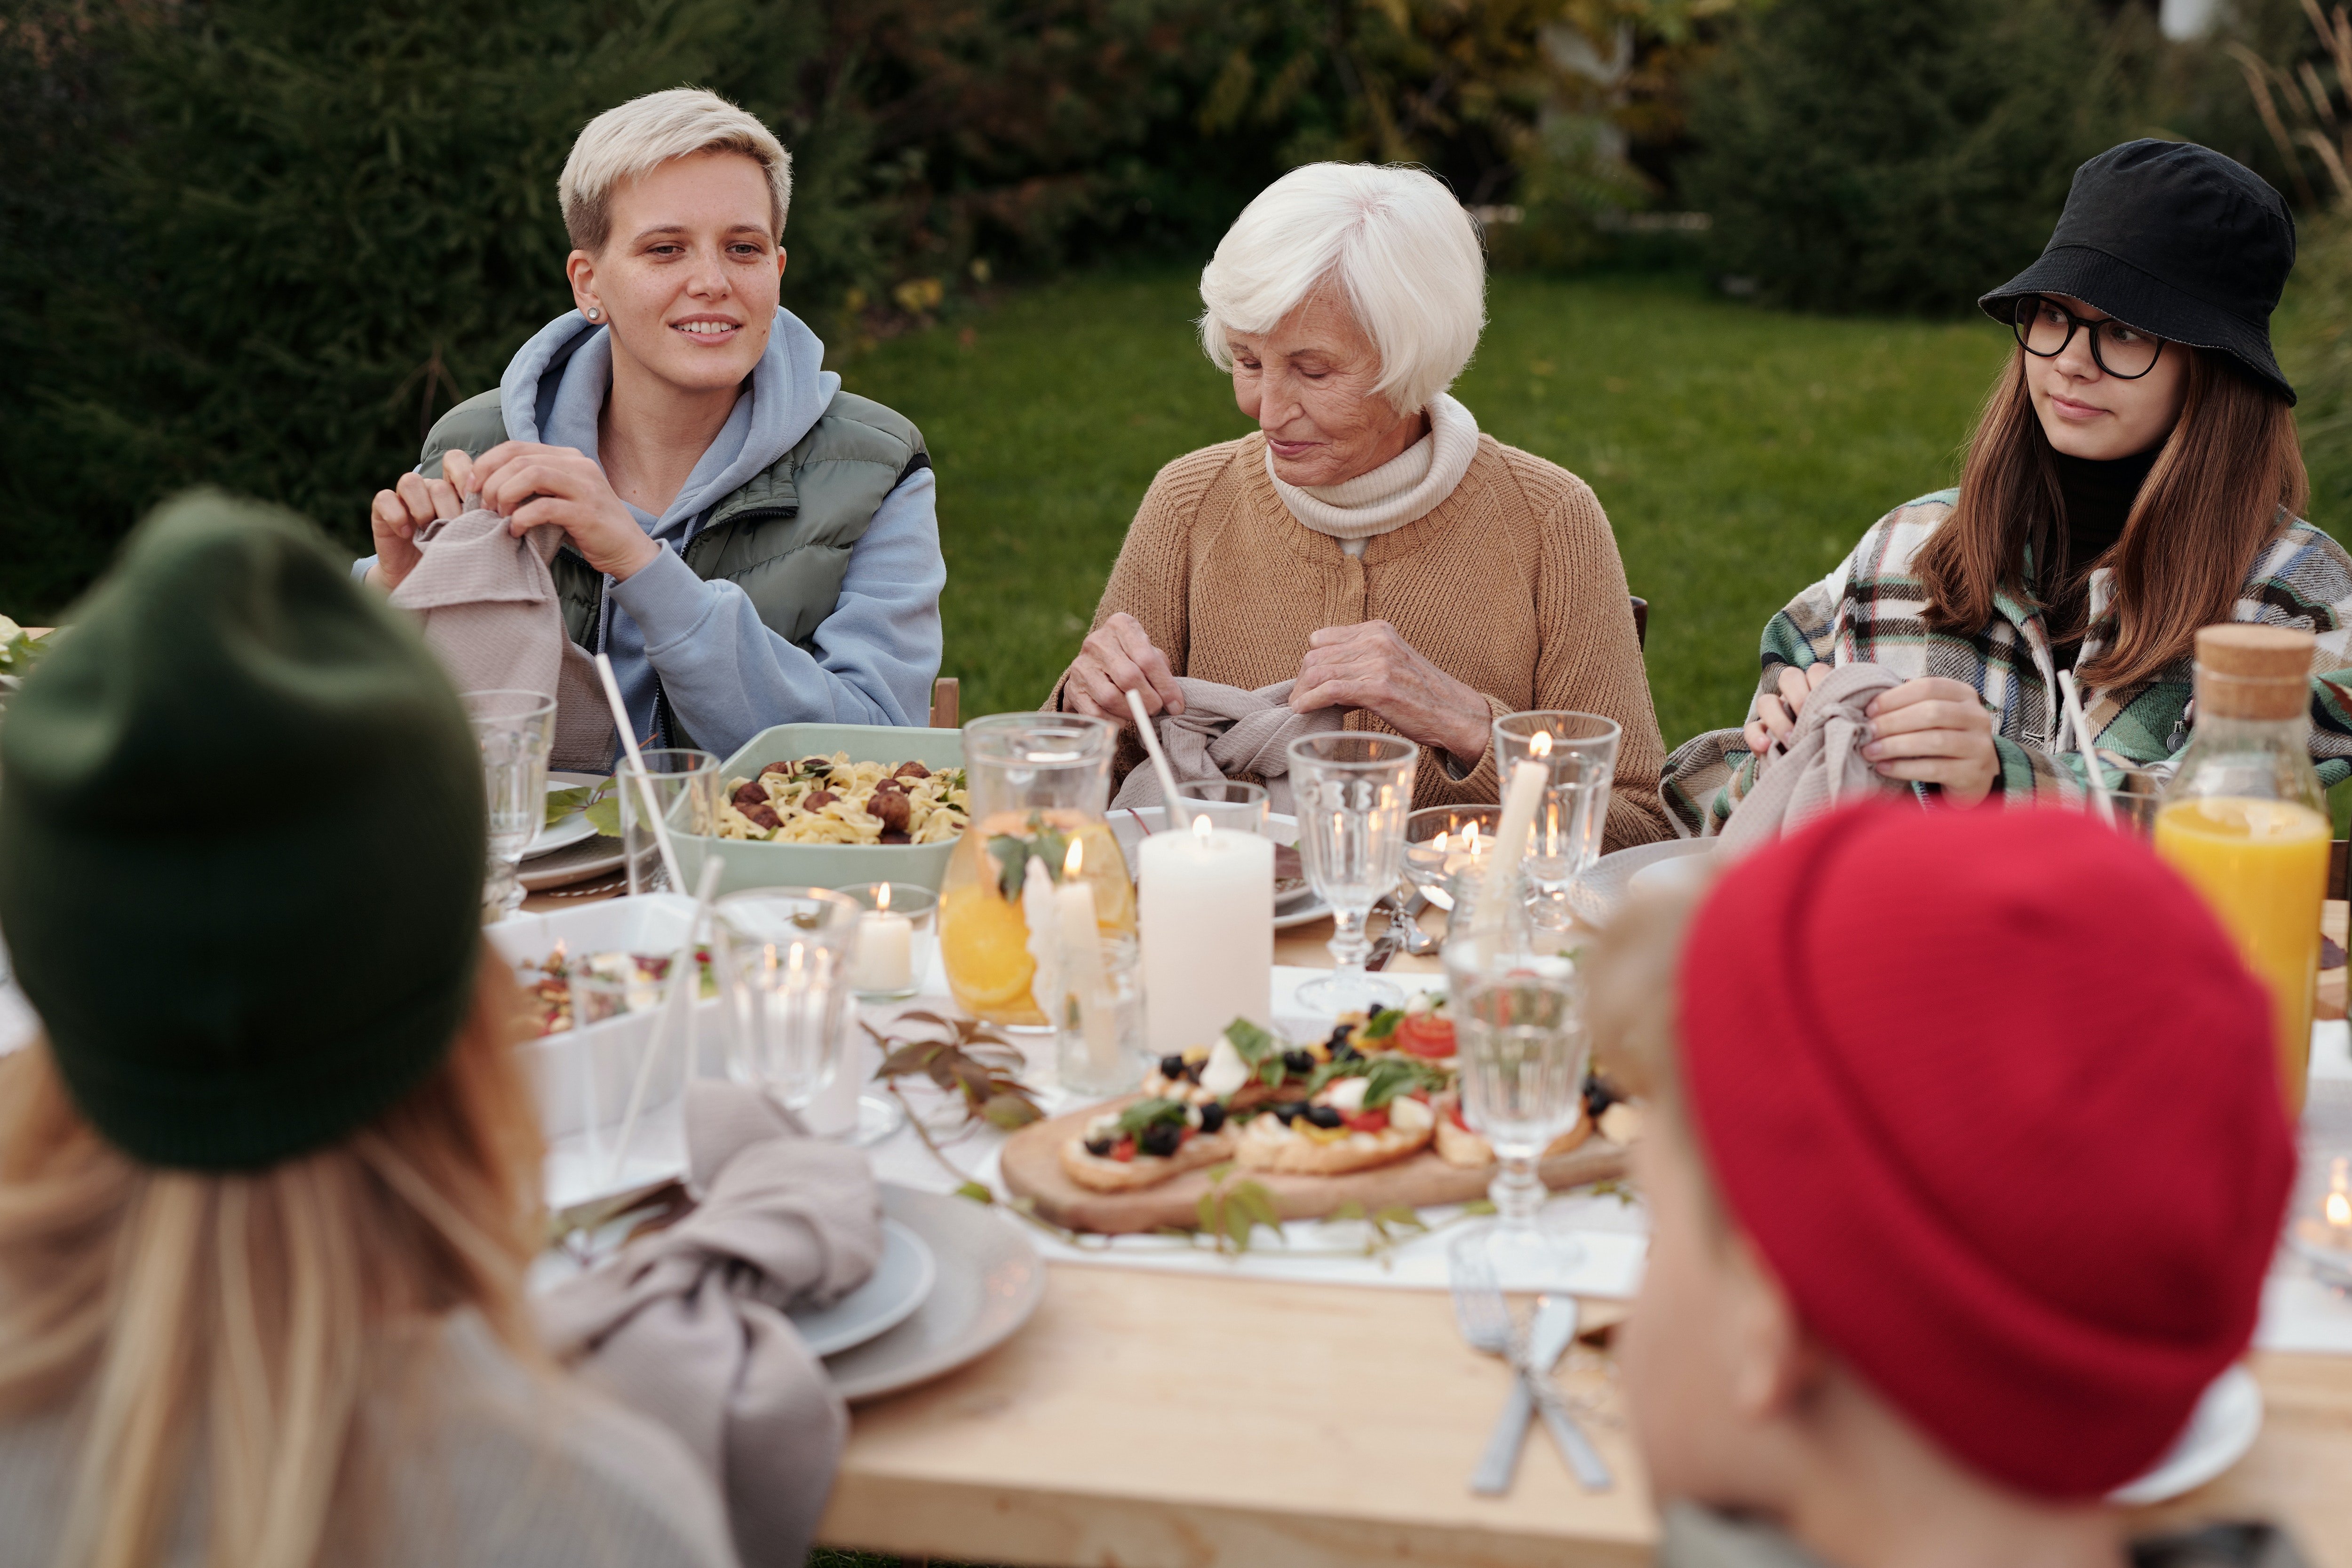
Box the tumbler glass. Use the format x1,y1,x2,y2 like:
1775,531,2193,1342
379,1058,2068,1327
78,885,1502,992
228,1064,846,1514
1494,711,1620,931
1171,779,1269,835
619,748,720,896
463,689,556,920
1287,732,1417,1014
716,887,863,1116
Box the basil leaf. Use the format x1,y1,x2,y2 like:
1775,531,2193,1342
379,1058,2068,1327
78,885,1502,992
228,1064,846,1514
988,835,1029,900
1359,1055,1441,1110
1113,1097,1188,1138
1358,1007,1405,1042
1223,1019,1279,1066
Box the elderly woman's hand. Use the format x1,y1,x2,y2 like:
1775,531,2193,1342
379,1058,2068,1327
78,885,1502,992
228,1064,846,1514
1065,613,1186,722
366,449,479,592
1290,621,1491,764
468,442,661,581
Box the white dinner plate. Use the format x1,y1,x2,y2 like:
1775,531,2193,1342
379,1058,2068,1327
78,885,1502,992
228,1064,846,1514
526,772,606,860
789,1218,937,1358
1110,805,1334,930
1567,837,1716,927
823,1185,1046,1403
2107,1364,2263,1505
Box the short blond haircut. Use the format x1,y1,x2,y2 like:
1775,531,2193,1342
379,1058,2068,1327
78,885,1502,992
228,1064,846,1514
1198,162,1486,415
558,87,793,254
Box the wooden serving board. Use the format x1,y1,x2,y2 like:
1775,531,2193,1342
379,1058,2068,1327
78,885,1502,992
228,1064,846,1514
999,1097,1630,1234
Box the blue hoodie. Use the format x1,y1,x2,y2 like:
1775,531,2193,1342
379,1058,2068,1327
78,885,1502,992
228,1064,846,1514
363,306,944,761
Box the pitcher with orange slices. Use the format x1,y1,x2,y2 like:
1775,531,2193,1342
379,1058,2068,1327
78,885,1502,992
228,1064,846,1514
2153,625,2330,1118
938,714,1136,1027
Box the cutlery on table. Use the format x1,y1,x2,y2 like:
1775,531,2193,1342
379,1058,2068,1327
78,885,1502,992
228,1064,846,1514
1469,1293,1583,1494
1364,928,1406,972
1389,887,1439,956
1449,1238,1613,1494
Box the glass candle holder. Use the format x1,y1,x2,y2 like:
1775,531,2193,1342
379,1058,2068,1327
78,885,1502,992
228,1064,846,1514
1493,711,1620,933
1405,804,1504,911
838,881,939,1002
1169,779,1269,834
1057,932,1145,1097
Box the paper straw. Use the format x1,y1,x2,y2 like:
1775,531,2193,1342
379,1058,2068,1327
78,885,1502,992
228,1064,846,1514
1480,758,1549,937
594,652,688,893
602,856,724,1190
1124,687,1191,829
2057,670,2116,828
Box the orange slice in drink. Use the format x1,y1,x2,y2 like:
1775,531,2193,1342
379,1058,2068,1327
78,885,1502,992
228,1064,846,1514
939,885,1038,1012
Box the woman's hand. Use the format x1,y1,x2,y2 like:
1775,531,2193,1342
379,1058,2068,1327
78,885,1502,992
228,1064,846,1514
1745,662,1834,756
1291,620,1490,764
366,449,477,592
1862,677,1998,807
1065,613,1184,722
468,442,660,581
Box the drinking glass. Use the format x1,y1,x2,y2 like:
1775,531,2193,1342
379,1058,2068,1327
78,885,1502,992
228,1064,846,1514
1171,779,1268,835
1404,804,1504,911
619,748,720,896
1494,711,1620,931
463,689,556,920
715,887,863,1117
1287,732,1417,1014
2106,768,2164,842
1446,917,1587,1286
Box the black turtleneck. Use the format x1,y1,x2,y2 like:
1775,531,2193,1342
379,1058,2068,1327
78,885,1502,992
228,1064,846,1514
2044,445,2160,670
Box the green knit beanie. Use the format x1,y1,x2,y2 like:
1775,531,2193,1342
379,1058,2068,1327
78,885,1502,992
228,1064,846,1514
0,492,487,1170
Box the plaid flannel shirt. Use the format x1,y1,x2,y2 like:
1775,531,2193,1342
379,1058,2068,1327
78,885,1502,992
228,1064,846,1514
1661,488,2352,836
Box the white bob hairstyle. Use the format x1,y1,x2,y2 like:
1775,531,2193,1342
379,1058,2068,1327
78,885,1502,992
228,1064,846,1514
1198,163,1486,415
559,88,794,255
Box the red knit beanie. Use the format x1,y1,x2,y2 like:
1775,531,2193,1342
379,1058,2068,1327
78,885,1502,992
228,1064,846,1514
1676,804,2295,1499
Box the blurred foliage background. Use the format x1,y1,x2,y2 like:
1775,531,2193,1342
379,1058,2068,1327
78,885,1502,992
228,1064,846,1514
4,0,2350,634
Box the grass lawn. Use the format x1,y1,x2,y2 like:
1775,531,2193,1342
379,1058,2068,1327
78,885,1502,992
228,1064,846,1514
836,267,2016,750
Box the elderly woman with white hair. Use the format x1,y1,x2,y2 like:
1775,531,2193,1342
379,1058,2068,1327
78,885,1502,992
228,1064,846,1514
1055,163,1668,839
361,88,944,759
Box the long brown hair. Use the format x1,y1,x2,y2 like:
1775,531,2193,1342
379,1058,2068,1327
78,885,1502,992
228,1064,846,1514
1916,346,2308,692
0,946,545,1568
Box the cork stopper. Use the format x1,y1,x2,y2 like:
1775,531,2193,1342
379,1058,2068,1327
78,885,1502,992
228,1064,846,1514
2193,624,2312,720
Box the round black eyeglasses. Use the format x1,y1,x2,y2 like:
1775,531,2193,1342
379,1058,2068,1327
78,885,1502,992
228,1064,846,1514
2010,295,2165,379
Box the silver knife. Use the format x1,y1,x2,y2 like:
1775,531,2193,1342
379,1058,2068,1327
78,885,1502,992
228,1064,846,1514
1470,1293,1582,1494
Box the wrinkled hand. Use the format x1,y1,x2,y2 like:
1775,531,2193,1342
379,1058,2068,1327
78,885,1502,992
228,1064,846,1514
468,441,659,581
1744,662,1834,756
366,449,479,592
1290,620,1489,764
1860,677,1998,806
1064,612,1184,722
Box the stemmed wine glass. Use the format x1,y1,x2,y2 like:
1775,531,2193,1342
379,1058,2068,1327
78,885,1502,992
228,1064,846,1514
462,689,556,919
1287,732,1417,1014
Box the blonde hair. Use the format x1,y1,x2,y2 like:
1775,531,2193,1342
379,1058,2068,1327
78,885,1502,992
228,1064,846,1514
1197,162,1487,415
559,87,793,253
0,946,546,1568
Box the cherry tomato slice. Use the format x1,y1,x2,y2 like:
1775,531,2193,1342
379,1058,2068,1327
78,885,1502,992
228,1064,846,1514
1342,1109,1390,1134
1397,1013,1456,1059
1447,1099,1469,1131
1111,1138,1136,1162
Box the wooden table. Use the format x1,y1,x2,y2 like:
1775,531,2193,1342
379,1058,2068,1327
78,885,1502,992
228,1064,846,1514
815,901,2352,1568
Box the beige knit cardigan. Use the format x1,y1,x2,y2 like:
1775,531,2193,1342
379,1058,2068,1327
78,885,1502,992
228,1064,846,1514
1053,431,1671,850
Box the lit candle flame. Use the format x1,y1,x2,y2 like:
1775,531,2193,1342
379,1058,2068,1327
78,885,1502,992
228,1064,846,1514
1431,829,1450,853
1065,836,1086,878
1531,730,1554,758
1192,811,1213,843
876,883,892,914
1464,821,1481,852
2331,1192,2352,1228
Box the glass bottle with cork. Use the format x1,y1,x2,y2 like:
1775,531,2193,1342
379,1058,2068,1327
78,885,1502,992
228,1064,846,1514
2153,624,2330,1117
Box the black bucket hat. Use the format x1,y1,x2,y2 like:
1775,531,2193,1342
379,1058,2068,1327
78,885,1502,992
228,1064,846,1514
1979,139,2297,405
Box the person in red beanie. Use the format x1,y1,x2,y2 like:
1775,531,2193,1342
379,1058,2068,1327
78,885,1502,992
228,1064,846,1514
1581,804,2304,1568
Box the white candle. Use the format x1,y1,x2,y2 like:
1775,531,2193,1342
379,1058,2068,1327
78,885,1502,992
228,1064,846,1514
1056,839,1117,1073
851,884,914,994
1482,752,1549,936
1140,813,1274,1054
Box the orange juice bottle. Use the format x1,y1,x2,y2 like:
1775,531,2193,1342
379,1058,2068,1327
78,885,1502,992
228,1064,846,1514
2153,625,2329,1117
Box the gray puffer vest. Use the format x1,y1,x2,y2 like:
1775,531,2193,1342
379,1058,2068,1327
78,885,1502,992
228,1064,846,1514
417,377,928,657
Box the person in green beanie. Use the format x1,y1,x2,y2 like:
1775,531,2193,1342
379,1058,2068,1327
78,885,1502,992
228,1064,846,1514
0,493,734,1568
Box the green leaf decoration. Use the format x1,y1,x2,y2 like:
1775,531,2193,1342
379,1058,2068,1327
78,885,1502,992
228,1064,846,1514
1112,1097,1188,1138
1358,1055,1443,1110
979,1092,1043,1130
544,784,595,827
1223,1018,1279,1065
953,1181,995,1206
1359,1007,1405,1041
582,780,622,838
987,834,1028,899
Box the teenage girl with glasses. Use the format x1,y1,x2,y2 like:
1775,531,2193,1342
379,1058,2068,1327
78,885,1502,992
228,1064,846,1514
1665,139,2352,829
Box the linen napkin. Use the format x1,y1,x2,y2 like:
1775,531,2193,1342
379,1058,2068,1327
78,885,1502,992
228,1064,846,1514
537,1081,884,1568
1110,677,1342,815
388,508,614,771
1715,662,1905,858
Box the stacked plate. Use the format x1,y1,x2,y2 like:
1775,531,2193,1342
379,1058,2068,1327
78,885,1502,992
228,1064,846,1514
521,772,628,892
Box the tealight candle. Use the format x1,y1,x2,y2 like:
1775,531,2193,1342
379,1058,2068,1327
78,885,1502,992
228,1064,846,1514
852,883,914,995
1140,812,1274,1053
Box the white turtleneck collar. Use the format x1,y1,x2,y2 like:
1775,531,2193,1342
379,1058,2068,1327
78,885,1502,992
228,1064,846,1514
1268,393,1481,556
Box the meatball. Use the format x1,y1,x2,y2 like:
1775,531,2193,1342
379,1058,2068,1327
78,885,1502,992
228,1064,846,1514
893,761,932,781
730,781,769,810
744,803,782,831
869,790,913,834
803,789,837,811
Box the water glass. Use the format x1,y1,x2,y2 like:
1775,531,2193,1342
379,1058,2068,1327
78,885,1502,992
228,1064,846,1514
463,689,556,919
1170,779,1269,835
1494,711,1620,931
2106,768,2164,841
619,748,721,896
1057,932,1146,1097
1287,732,1417,1015
715,887,862,1115
1404,804,1504,911
1446,925,1587,1284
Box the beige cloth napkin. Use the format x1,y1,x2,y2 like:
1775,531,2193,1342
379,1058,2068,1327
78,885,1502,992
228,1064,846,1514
1110,677,1343,815
388,509,614,771
537,1082,884,1568
1716,662,1906,858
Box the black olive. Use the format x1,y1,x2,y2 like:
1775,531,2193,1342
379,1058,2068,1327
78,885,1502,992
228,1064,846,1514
1198,1102,1227,1133
1184,1060,1205,1082
1138,1122,1182,1157
1332,1041,1362,1063
1159,1054,1187,1079
1305,1104,1344,1129
1326,1025,1354,1050
1083,1137,1113,1157
1282,1049,1316,1075
1271,1101,1306,1124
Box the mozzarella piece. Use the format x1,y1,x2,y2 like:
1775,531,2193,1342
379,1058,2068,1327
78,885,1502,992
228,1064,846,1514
1198,1035,1251,1099
1322,1077,1369,1115
1387,1095,1433,1132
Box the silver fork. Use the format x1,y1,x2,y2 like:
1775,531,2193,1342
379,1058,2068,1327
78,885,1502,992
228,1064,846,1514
1448,1235,1613,1493
1378,886,1440,956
